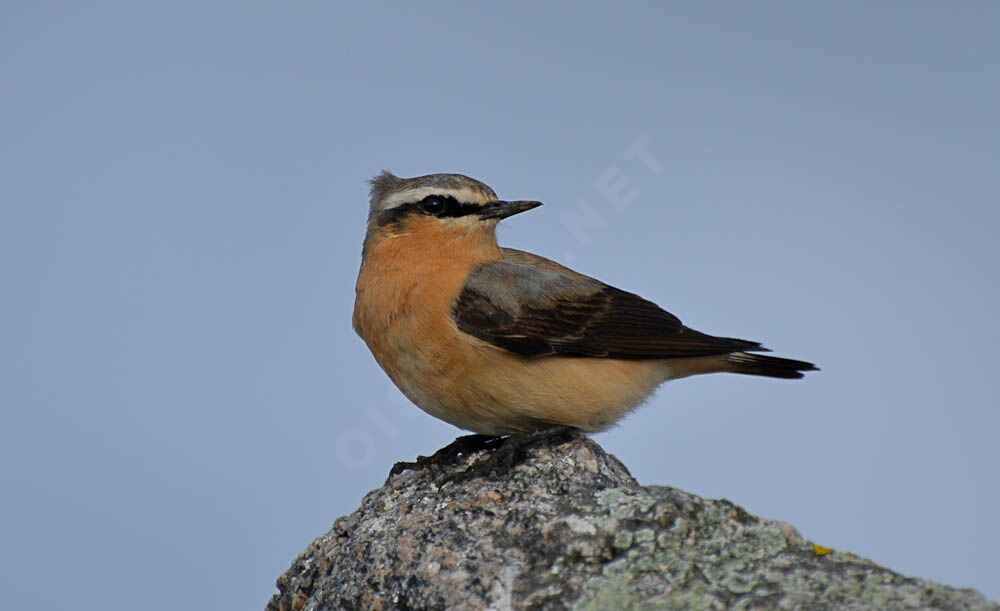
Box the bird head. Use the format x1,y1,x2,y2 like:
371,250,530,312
364,171,542,250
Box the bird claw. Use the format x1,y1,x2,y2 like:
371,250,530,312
387,433,503,482
435,425,580,486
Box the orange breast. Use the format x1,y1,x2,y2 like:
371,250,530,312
353,223,673,434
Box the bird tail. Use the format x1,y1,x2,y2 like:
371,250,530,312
723,352,819,379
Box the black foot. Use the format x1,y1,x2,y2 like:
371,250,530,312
438,425,580,486
387,433,503,481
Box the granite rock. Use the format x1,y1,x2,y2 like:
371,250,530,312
268,433,997,610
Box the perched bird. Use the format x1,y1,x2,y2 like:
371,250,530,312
353,171,817,439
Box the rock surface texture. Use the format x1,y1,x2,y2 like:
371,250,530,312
268,433,996,610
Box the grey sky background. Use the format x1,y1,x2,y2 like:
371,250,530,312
2,3,998,609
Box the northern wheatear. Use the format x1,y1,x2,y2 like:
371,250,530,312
353,171,816,438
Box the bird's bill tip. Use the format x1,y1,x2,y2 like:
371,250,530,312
478,200,543,220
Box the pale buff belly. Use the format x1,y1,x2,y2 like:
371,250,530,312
369,318,679,435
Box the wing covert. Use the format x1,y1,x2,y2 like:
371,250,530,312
451,258,765,359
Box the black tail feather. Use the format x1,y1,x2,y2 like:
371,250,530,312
726,352,819,379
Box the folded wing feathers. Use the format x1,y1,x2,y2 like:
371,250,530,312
452,262,769,359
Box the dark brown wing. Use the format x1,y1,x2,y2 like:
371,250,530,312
451,260,766,359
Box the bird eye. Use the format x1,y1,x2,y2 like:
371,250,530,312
420,196,447,215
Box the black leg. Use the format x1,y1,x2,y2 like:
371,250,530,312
388,433,503,479
438,425,580,485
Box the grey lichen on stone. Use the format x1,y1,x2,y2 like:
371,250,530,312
268,433,997,610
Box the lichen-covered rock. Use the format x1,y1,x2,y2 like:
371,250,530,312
268,433,997,610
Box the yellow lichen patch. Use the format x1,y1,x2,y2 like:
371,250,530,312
813,543,834,556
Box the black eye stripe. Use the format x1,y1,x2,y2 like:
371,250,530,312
419,194,480,218
377,195,483,227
